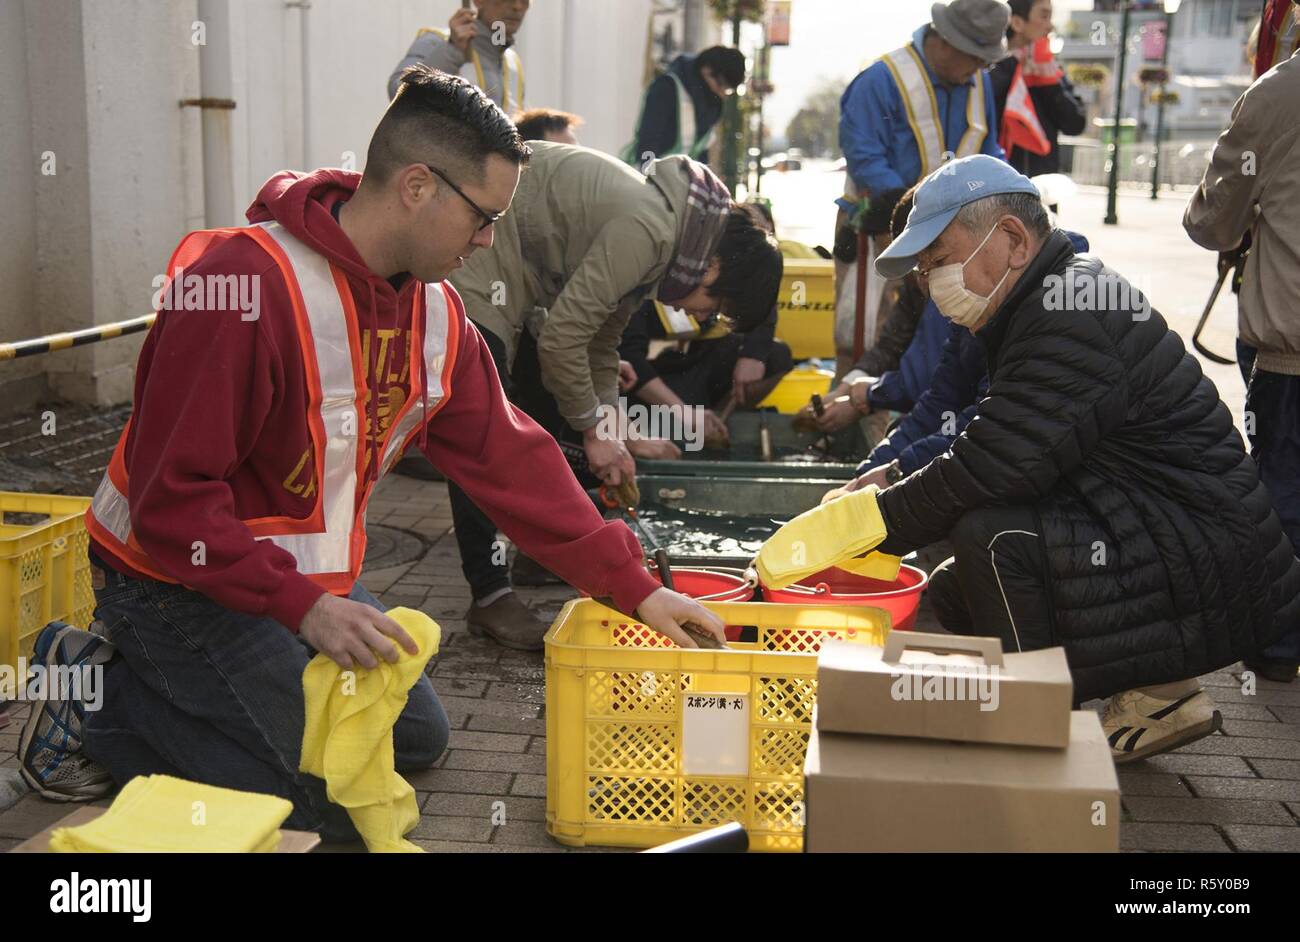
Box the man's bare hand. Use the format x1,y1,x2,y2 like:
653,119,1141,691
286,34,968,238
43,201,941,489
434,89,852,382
820,465,887,504
583,428,635,485
299,593,419,670
448,6,478,52
627,437,682,460
814,395,860,433
618,360,638,392
635,587,727,648
732,356,766,404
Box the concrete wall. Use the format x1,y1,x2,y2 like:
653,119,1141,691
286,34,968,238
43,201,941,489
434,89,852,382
2,0,699,407
0,2,44,408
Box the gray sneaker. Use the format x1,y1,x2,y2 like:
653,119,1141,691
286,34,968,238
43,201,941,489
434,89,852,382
18,622,117,801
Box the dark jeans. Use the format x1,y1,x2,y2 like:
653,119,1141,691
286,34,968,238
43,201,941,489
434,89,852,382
925,505,1055,655
82,551,449,841
633,335,794,409
1245,367,1300,661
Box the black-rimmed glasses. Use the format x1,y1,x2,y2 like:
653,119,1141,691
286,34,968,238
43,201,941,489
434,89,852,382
424,164,502,232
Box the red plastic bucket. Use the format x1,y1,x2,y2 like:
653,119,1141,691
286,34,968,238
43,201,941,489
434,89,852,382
760,564,928,630
649,566,756,603
649,566,756,641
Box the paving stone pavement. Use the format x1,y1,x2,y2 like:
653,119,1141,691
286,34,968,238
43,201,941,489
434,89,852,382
1,470,1297,853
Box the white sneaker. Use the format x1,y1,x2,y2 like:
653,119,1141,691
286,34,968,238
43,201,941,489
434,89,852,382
1102,688,1223,764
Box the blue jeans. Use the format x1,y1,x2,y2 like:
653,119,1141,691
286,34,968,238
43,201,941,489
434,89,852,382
82,552,450,841
1244,368,1300,661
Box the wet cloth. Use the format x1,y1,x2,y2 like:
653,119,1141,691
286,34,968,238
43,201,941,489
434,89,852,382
49,774,292,852
300,607,441,853
755,486,899,589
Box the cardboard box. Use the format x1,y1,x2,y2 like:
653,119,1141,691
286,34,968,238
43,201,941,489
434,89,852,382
8,807,321,853
816,632,1074,748
804,710,1119,852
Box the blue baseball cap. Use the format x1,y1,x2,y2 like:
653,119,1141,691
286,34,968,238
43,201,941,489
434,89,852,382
875,155,1041,279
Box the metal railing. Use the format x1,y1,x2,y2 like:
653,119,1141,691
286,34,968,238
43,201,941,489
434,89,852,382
1061,138,1217,190
0,314,155,361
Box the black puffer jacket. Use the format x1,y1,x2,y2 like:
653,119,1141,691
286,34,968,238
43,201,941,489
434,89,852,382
878,231,1300,699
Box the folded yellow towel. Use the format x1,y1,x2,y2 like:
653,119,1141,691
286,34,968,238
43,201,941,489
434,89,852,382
49,774,292,853
756,485,901,590
300,607,440,853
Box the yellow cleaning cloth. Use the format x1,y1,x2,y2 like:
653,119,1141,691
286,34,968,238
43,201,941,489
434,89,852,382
49,774,292,853
756,485,902,590
300,607,440,853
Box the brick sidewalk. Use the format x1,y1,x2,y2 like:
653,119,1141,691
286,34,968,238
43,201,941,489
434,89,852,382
2,471,1299,852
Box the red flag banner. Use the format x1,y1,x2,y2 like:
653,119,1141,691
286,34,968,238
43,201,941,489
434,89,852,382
1000,62,1051,157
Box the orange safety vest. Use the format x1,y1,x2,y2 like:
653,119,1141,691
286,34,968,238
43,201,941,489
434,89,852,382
85,221,462,595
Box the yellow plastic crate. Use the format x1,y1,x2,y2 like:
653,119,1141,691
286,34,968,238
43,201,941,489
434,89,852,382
776,257,836,360
544,599,890,852
0,492,95,699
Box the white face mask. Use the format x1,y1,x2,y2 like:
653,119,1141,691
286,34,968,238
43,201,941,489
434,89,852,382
926,223,1012,327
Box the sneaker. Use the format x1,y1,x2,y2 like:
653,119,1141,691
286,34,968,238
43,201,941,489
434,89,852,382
18,622,117,801
465,593,548,651
1102,687,1223,765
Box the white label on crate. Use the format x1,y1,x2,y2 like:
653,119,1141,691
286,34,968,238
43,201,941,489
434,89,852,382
681,693,749,776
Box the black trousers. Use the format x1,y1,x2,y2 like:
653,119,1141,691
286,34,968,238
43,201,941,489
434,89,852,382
636,334,794,409
447,326,602,600
447,325,514,600
925,505,1055,655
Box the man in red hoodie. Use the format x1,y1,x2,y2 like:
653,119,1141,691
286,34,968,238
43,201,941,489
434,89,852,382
20,68,723,838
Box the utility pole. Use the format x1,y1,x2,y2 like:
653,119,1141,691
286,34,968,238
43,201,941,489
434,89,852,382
1150,1,1181,199
721,8,744,193
1104,1,1132,226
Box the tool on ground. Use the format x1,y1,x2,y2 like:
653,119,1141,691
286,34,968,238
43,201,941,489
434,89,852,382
759,410,774,462
1192,251,1239,366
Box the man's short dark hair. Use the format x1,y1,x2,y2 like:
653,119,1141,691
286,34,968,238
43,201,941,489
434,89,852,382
366,65,531,186
512,107,583,142
695,46,747,88
709,204,783,333
890,185,920,239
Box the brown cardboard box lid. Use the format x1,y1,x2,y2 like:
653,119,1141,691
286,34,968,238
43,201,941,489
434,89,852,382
815,632,1074,748
7,806,321,853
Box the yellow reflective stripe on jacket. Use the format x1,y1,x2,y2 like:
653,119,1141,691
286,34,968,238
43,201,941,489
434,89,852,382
882,45,945,178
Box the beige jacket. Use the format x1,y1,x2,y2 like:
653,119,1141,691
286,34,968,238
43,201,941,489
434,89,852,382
1184,50,1300,375
452,142,698,430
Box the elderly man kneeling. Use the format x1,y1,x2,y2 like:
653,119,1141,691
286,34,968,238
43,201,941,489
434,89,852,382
841,155,1300,762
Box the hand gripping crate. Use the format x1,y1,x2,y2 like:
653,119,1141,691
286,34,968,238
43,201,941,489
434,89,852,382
545,599,890,852
0,493,95,699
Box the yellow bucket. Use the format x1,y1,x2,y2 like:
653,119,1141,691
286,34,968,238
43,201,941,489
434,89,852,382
757,364,834,414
